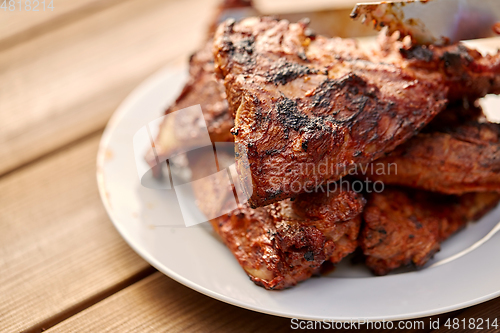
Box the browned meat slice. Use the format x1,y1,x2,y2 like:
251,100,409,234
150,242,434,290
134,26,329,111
361,187,500,276
166,41,232,144
146,0,257,169
190,150,365,290
420,100,485,133
292,189,365,265
374,33,500,101
364,119,500,195
210,196,363,290
213,17,451,207
145,40,234,169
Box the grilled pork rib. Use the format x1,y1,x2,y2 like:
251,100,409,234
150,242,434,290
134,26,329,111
213,17,452,207
146,13,500,288
373,33,500,101
209,195,363,290
365,117,500,195
361,187,500,275
190,150,365,290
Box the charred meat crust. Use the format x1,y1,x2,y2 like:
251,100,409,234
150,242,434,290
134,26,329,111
366,121,500,194
361,187,500,276
214,17,449,207
190,148,366,289
267,58,319,85
206,189,365,290
377,33,500,101
210,206,330,290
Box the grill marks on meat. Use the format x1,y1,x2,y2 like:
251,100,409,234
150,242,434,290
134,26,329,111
361,188,500,276
292,190,366,264
147,15,500,287
359,101,500,274
375,33,500,101
210,190,365,290
364,108,500,195
214,17,448,207
210,203,329,290
190,150,365,289
267,58,319,85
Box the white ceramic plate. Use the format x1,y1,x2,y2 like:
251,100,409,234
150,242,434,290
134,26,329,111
97,42,500,321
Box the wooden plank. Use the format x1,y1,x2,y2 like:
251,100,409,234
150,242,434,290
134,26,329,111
46,272,292,333
0,0,370,51
45,270,462,333
433,297,500,333
0,133,153,332
0,0,219,176
0,0,132,51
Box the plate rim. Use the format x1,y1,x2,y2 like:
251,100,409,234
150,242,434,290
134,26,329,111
96,63,500,322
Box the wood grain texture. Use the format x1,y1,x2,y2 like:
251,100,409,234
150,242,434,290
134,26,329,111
46,272,292,333
0,0,132,51
0,133,152,332
0,0,218,176
45,271,460,333
2,1,500,331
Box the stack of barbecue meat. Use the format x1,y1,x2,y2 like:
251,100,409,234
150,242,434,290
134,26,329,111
148,3,500,289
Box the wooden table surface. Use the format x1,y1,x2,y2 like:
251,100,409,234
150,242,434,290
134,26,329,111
1,1,500,332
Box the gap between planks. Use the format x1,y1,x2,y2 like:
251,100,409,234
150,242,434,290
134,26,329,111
43,271,470,333
0,133,152,331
